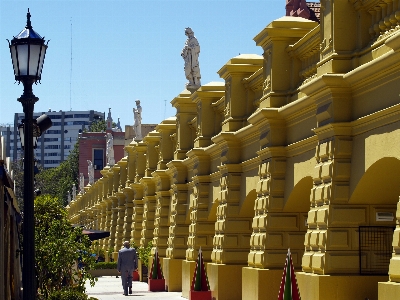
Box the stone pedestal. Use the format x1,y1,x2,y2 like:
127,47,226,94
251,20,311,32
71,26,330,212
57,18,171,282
163,258,183,292
296,272,387,300
242,268,282,300
182,260,196,299
378,281,400,300
207,263,244,300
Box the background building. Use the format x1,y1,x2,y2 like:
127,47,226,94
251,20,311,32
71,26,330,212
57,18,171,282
1,110,104,169
78,123,156,186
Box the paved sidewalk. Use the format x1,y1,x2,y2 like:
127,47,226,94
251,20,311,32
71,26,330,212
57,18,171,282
85,276,185,300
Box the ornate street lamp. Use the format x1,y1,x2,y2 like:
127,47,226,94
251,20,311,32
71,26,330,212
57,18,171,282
8,9,49,300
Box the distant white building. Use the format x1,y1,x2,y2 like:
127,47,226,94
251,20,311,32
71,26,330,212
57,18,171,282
0,110,104,169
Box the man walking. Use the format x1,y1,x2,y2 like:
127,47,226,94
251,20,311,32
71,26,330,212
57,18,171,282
117,241,138,296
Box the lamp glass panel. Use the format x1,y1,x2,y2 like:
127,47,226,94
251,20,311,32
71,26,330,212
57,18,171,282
10,46,19,76
28,44,41,76
18,125,25,148
16,44,29,75
37,45,46,77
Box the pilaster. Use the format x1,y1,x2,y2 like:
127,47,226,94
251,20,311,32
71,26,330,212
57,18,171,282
130,182,144,246
114,159,128,250
165,161,189,292
317,0,357,75
254,16,317,108
191,82,225,148
152,170,171,257
114,191,126,253
155,117,176,170
140,177,156,248
166,161,189,259
171,89,197,160
218,55,263,131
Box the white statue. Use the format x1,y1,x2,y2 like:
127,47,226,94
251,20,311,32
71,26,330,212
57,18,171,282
181,27,201,87
87,160,94,185
67,191,71,205
79,173,85,194
72,184,77,200
134,100,142,140
106,132,115,166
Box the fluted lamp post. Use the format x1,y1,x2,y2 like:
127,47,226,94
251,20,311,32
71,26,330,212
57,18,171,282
8,9,49,300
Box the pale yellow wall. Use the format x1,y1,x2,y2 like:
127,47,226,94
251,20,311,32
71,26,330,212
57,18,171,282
352,73,400,120
350,122,400,205
240,166,258,217
284,148,315,212
283,101,317,145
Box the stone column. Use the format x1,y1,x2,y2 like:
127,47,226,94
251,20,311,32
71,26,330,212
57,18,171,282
99,168,110,250
165,161,189,292
152,171,171,257
171,90,197,160
191,83,225,148
114,159,128,252
109,165,121,261
140,178,156,249
131,182,144,246
131,142,147,248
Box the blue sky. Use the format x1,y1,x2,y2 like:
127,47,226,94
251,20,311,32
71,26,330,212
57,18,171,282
1,0,283,128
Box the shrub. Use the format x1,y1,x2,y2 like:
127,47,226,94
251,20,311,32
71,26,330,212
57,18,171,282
138,241,152,267
34,195,96,299
93,262,117,269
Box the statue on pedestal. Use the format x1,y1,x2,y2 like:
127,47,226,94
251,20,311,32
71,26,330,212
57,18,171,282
87,160,94,185
72,184,77,200
181,27,201,88
106,132,115,166
134,100,142,140
79,173,85,194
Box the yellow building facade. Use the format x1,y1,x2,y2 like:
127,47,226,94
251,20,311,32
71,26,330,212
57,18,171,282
68,1,400,299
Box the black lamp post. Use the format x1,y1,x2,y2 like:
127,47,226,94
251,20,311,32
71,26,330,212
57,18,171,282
8,9,49,300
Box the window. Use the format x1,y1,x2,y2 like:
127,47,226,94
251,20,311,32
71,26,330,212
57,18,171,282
93,149,103,171
46,130,61,134
44,138,59,142
73,121,89,125
44,160,60,164
74,114,89,118
44,152,59,157
47,115,62,119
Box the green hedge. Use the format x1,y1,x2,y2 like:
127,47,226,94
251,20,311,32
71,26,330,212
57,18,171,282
92,262,117,270
48,289,98,300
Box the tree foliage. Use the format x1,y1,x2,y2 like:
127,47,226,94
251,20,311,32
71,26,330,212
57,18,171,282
86,119,117,133
10,159,26,210
35,141,79,206
88,119,107,132
34,195,96,299
12,141,79,208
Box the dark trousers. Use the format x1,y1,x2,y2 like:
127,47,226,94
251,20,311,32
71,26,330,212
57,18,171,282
121,270,132,295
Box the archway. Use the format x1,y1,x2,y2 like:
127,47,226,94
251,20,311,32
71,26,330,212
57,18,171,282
350,157,400,205
349,157,400,275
